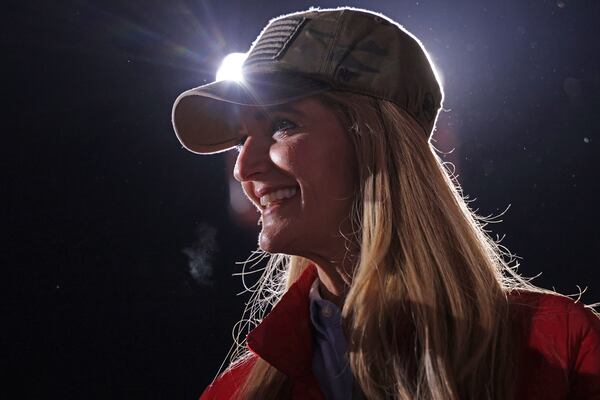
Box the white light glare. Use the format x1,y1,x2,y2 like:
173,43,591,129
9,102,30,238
215,52,247,82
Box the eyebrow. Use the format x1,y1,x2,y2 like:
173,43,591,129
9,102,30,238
253,104,307,121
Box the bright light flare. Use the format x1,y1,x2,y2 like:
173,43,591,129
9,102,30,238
215,52,247,82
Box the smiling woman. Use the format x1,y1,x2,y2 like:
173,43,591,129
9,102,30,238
171,7,600,400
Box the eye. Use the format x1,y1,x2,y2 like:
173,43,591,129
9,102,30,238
271,118,298,138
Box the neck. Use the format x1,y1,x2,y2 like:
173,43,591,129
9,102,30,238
310,253,356,307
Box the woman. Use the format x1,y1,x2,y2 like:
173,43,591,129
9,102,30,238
172,7,600,400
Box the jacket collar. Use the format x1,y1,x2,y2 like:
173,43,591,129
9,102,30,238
246,264,318,378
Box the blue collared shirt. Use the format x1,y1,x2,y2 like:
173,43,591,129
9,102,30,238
309,279,354,400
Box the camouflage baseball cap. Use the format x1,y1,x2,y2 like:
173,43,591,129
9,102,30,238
172,7,443,154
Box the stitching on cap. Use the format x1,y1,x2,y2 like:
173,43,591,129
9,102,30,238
320,11,346,75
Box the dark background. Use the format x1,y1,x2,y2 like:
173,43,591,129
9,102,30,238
5,0,599,398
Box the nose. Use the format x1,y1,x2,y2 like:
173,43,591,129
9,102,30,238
233,135,271,183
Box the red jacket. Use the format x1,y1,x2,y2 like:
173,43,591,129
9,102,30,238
200,266,600,399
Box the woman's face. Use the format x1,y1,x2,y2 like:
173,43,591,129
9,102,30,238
234,96,356,262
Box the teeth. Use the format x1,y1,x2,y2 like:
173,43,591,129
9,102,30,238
259,187,297,207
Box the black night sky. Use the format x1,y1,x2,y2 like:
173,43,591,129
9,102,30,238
5,1,600,399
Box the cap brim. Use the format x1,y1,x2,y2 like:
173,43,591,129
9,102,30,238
172,74,330,154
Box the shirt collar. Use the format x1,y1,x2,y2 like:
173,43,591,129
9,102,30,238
309,277,343,330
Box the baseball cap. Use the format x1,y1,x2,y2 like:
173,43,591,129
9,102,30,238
172,7,443,154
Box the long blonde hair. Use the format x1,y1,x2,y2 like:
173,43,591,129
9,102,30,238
229,91,537,399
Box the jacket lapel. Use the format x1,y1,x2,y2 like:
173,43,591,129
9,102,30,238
246,264,318,379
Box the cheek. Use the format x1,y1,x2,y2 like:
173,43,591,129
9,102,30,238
312,141,356,192
270,136,356,202
270,142,301,172
304,149,355,200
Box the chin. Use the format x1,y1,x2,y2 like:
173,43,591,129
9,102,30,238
258,232,282,254
258,229,295,255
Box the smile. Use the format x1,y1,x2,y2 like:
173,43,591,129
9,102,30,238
259,187,297,207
